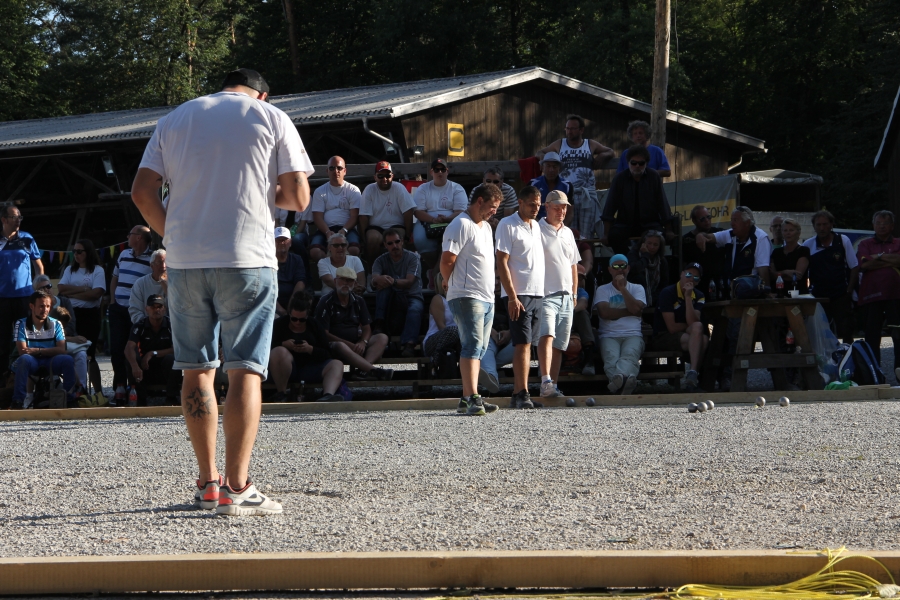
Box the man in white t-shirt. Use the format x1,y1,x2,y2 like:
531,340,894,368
496,185,545,409
310,156,362,262
359,161,416,260
440,183,502,416
414,159,468,280
131,68,314,516
537,191,580,399
593,254,647,395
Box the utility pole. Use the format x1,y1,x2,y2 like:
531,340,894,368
651,0,670,148
282,0,301,87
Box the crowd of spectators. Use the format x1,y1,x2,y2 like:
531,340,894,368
3,113,898,407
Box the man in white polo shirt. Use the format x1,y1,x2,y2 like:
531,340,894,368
359,161,416,259
538,190,579,398
440,183,502,416
496,185,545,409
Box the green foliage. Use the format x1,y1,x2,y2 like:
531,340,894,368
0,0,897,223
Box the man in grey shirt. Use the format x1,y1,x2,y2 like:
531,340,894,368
370,228,424,357
129,249,167,323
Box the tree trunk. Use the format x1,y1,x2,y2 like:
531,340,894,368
282,0,301,86
651,0,670,147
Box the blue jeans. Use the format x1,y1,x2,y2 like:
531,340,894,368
13,354,77,401
374,288,425,345
412,222,442,255
480,337,515,381
448,298,494,360
167,267,277,378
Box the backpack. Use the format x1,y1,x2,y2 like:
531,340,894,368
836,341,885,386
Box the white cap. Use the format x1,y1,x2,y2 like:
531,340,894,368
274,227,291,239
541,151,562,164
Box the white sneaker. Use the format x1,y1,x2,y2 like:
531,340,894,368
540,380,564,397
477,368,500,393
216,482,283,516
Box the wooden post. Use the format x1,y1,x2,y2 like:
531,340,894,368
651,0,671,147
282,0,301,85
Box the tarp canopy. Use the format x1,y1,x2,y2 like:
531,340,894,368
737,170,824,185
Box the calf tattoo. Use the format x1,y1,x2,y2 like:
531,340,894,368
184,387,214,419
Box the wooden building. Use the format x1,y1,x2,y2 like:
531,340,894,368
876,83,900,226
0,67,765,259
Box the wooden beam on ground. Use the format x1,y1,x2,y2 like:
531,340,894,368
0,386,892,422
1,550,900,594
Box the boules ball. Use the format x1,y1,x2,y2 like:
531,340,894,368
706,400,715,410
566,398,576,407
688,403,698,413
755,396,766,407
586,397,596,407
698,402,708,413
779,396,790,407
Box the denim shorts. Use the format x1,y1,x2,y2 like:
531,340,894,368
448,297,494,360
167,267,277,378
539,292,574,350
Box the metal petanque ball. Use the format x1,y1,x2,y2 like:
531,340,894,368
706,400,715,410
755,396,766,407
779,396,790,407
698,402,708,413
566,398,576,407
586,397,596,407
688,403,698,413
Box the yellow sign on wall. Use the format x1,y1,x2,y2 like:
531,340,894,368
448,123,464,157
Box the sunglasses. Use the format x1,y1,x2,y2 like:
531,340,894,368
289,316,308,323
42,283,52,290
385,240,401,246
696,215,712,222
73,249,85,254
432,167,447,173
630,160,647,166
610,264,627,270
331,243,348,248
484,179,501,184
376,173,392,179
682,272,701,280
3,215,23,221
327,166,346,171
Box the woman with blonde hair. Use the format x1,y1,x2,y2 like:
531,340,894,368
770,217,809,293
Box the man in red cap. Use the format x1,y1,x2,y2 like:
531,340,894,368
359,161,416,260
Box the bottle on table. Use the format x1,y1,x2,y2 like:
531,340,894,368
708,279,717,301
128,387,138,408
775,275,784,298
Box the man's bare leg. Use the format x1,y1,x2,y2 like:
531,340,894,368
182,368,219,484
363,332,389,363
460,357,479,397
513,343,530,391
538,336,554,377
331,342,376,371
222,368,263,490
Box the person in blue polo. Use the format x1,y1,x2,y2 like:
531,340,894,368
0,205,43,374
11,290,76,409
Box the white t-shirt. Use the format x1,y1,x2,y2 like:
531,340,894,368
593,281,646,338
442,212,495,303
713,227,771,274
413,180,468,219
494,213,545,298
317,255,365,296
274,203,313,229
139,92,314,269
311,182,362,228
539,219,579,295
360,182,416,229
59,266,107,309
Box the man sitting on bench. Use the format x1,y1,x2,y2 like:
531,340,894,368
593,254,646,395
125,294,181,406
650,262,709,392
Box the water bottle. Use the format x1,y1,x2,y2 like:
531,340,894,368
775,275,784,298
708,279,716,301
792,273,798,292
785,329,795,353
127,387,138,407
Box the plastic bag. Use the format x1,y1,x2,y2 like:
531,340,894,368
805,302,840,375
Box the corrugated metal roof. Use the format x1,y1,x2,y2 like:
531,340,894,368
875,83,900,168
0,67,765,151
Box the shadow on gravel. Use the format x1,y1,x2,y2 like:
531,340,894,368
5,503,216,523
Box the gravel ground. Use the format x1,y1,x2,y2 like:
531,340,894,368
2,397,900,557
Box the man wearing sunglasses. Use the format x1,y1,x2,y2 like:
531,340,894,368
600,145,673,255
0,206,43,375
125,294,180,406
651,263,708,392
310,156,362,263
468,167,518,222
413,159,467,281
371,229,423,358
359,161,416,259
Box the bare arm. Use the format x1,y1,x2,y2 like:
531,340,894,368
496,251,522,321
590,140,615,169
595,302,631,320
109,275,119,302
403,209,414,242
439,251,458,293
275,171,310,213
662,311,687,334
430,296,446,330
847,266,859,294
414,209,436,224
32,259,44,276
571,264,578,297
358,215,369,235
343,208,359,232
535,140,562,160
313,212,330,236
131,168,167,236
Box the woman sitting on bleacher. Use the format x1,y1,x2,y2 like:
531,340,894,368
626,229,668,307
423,271,460,377
317,233,366,296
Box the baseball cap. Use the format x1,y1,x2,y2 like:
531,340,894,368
545,190,570,205
375,161,392,173
146,294,165,306
684,262,704,276
221,68,270,94
430,158,448,170
610,253,629,266
274,227,291,239
541,151,562,164
335,266,357,280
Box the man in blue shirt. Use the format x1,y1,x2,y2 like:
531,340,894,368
11,290,76,409
615,120,671,177
0,206,43,375
530,152,572,220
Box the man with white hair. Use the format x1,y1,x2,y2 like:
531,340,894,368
129,248,167,323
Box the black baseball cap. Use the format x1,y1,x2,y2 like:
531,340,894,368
430,158,448,170
684,262,704,276
221,68,270,94
146,294,165,307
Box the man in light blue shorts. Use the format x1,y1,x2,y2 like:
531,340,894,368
440,183,503,416
131,68,314,515
537,191,580,397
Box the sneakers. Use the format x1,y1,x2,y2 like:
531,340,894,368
457,397,468,413
540,380,564,398
464,394,497,416
477,368,500,393
512,389,534,409
357,367,393,381
317,393,347,402
216,482,283,516
194,475,224,510
608,373,624,393
683,369,700,392
622,375,638,395
401,344,416,358
582,362,596,376
269,390,289,403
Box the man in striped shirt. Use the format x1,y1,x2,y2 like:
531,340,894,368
11,290,76,409
108,225,153,401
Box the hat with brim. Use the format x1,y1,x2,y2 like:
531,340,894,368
545,190,570,206
335,266,357,280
